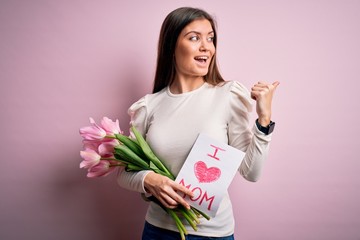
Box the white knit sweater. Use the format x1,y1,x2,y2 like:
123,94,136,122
117,81,272,237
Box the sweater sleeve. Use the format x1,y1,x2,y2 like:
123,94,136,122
228,81,272,182
116,96,152,193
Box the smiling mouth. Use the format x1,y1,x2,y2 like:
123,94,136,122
194,56,209,64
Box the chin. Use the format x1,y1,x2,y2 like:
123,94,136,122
195,69,209,76
200,71,209,76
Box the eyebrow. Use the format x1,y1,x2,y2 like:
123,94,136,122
184,30,214,36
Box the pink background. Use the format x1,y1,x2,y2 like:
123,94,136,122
1,0,359,239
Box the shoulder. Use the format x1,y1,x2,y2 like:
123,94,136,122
128,88,167,114
211,80,250,95
218,80,253,112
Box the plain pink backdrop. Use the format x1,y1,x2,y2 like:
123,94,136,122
1,0,359,239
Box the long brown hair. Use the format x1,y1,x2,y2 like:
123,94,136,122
152,7,225,93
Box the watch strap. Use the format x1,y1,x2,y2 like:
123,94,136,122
256,119,275,135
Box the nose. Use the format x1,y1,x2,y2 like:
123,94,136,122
199,38,211,52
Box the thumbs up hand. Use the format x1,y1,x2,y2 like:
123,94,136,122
251,81,280,126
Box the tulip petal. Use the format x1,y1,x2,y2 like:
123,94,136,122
98,139,119,157
101,117,122,135
87,160,115,177
79,118,107,140
80,150,101,169
83,140,101,151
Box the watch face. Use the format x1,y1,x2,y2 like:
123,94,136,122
268,122,275,134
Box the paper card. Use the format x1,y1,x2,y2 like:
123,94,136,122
175,133,245,217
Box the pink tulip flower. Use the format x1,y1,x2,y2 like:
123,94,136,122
80,149,101,169
100,117,122,135
87,160,115,178
82,139,101,152
79,117,107,140
98,139,119,157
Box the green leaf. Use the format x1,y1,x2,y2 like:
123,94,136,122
114,145,149,170
131,126,174,179
115,134,148,163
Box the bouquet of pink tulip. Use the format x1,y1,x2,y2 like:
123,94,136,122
79,117,209,239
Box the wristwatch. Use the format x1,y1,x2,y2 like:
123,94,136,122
256,119,275,135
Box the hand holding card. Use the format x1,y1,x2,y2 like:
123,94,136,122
175,134,245,217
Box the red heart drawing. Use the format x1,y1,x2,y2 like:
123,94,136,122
194,161,221,183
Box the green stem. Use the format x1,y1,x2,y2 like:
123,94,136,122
167,209,187,239
104,135,116,139
191,207,210,221
115,134,147,160
152,168,174,180
126,164,145,171
179,208,198,231
184,207,200,224
100,157,116,161
109,163,124,167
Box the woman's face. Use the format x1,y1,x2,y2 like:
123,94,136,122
174,18,215,81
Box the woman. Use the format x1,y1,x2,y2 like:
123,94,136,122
117,7,279,240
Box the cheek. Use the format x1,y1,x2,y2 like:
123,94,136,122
208,48,216,63
175,45,195,64
210,44,216,56
181,44,196,58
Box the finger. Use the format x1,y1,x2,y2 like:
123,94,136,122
253,83,273,92
251,92,258,100
158,195,178,209
170,192,191,209
254,82,266,88
172,185,192,209
272,81,280,89
160,193,179,208
158,186,189,209
251,89,267,97
172,182,194,198
251,86,266,92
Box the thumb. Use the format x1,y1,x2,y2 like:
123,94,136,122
272,81,280,89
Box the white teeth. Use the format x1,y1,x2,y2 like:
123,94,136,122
195,56,208,60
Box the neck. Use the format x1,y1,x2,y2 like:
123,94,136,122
170,76,205,94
